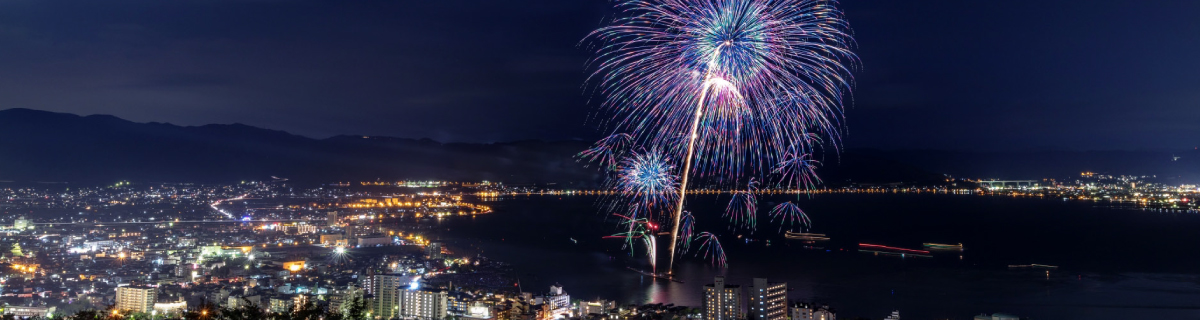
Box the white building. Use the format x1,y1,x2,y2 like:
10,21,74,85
702,277,741,320
543,285,570,316
116,287,157,313
747,278,786,320
400,289,447,320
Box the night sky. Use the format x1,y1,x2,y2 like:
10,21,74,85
0,0,1196,151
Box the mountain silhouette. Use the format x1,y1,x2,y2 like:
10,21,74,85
0,108,1192,185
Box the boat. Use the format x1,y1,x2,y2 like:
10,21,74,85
922,243,963,251
626,267,684,283
785,232,830,241
858,243,932,258
1007,264,1058,269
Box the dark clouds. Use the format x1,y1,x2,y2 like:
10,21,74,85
0,0,1196,150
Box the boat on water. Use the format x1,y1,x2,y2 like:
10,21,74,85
1008,264,1058,269
922,243,963,251
785,232,830,241
627,267,684,283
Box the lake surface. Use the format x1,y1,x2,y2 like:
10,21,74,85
434,193,1200,319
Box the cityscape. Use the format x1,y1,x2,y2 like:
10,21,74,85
0,172,1194,319
1,0,1198,319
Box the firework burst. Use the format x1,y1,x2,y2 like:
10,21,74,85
677,210,696,252
693,232,727,267
586,0,856,179
606,149,680,224
586,0,856,272
612,150,680,209
579,133,634,169
773,143,822,191
724,179,759,231
769,201,811,232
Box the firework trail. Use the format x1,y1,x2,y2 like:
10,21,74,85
694,232,727,268
579,133,634,169
677,211,696,252
586,0,856,273
724,179,759,231
605,214,660,273
768,202,811,232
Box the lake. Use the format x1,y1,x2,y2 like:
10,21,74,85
434,193,1200,319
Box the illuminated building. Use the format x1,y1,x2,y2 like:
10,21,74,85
321,234,344,245
426,242,443,259
328,211,339,226
116,286,157,313
447,292,474,316
12,218,31,231
747,278,786,320
3,306,54,318
542,285,570,316
283,261,306,273
154,300,188,315
400,289,447,320
371,274,406,320
702,277,741,320
790,303,834,320
579,300,614,316
269,296,294,313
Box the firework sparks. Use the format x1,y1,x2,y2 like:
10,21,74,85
579,133,634,169
611,149,680,213
694,232,727,268
769,201,811,232
586,0,856,273
605,214,660,273
724,179,759,231
585,0,856,179
677,210,696,252
773,144,822,191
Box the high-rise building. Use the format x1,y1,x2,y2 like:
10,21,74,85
790,303,835,320
116,286,157,313
372,274,406,320
426,242,443,259
702,277,741,320
327,212,339,227
748,278,786,320
400,289,447,320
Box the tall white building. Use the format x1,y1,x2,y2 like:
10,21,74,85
702,277,741,320
116,287,157,313
371,274,406,320
400,289,447,320
747,278,786,320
